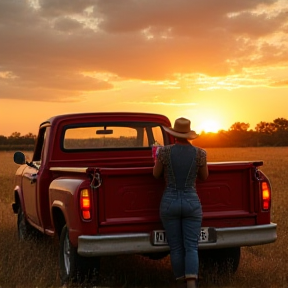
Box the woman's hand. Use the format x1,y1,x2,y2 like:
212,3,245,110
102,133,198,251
153,159,163,179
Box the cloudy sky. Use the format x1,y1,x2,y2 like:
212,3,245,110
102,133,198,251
0,0,287,136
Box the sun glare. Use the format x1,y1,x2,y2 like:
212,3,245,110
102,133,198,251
199,119,221,133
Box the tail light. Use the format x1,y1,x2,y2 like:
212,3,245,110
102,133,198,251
80,189,91,220
261,182,271,211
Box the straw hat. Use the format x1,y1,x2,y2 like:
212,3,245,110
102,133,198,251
163,117,198,140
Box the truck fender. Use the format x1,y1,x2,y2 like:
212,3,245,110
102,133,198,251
50,201,67,238
12,185,24,214
49,178,88,240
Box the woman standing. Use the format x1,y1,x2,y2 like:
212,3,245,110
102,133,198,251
153,117,208,288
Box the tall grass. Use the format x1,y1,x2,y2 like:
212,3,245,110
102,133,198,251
0,148,287,288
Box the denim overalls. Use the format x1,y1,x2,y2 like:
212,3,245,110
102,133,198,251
158,144,203,280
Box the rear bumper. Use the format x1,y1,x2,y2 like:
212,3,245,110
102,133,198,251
77,223,277,257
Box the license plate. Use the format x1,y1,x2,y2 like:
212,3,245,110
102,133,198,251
152,227,212,246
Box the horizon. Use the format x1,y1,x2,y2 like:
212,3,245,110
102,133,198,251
1,115,287,138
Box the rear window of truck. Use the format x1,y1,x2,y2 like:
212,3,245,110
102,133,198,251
62,122,165,150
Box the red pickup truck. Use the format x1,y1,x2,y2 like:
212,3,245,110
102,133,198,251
12,112,277,284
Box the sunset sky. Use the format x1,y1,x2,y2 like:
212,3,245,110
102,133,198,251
0,0,287,136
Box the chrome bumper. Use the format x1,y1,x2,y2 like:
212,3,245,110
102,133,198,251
77,223,277,257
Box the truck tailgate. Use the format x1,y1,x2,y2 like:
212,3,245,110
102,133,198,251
198,161,258,227
96,161,260,232
96,167,165,233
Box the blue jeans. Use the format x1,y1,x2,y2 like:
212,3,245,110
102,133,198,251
160,188,202,280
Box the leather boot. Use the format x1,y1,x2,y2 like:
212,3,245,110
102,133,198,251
175,277,186,288
186,279,197,288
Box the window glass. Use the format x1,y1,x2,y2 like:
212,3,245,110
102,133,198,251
151,126,164,146
33,127,47,162
63,123,164,150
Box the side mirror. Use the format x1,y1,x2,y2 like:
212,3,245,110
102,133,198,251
14,152,26,165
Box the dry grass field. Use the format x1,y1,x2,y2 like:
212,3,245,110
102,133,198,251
0,148,287,288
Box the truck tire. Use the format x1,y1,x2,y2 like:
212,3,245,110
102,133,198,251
17,206,35,241
200,247,241,274
59,225,100,285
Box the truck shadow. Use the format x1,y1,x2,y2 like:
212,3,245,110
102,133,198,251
66,254,236,288
95,254,175,287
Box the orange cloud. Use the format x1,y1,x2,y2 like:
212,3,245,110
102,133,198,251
0,0,287,103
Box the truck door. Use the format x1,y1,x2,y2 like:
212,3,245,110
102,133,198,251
22,126,48,227
22,165,40,225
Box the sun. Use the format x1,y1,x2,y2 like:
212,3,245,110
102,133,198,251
199,119,221,133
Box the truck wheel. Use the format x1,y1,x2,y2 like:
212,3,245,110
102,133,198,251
59,225,100,285
59,225,79,284
17,206,34,241
200,247,241,274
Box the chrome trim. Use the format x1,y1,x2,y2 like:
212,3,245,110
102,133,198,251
50,167,87,173
78,233,170,256
200,223,277,249
77,223,277,256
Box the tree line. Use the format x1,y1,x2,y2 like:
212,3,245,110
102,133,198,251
193,117,288,147
0,132,36,150
0,117,287,150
